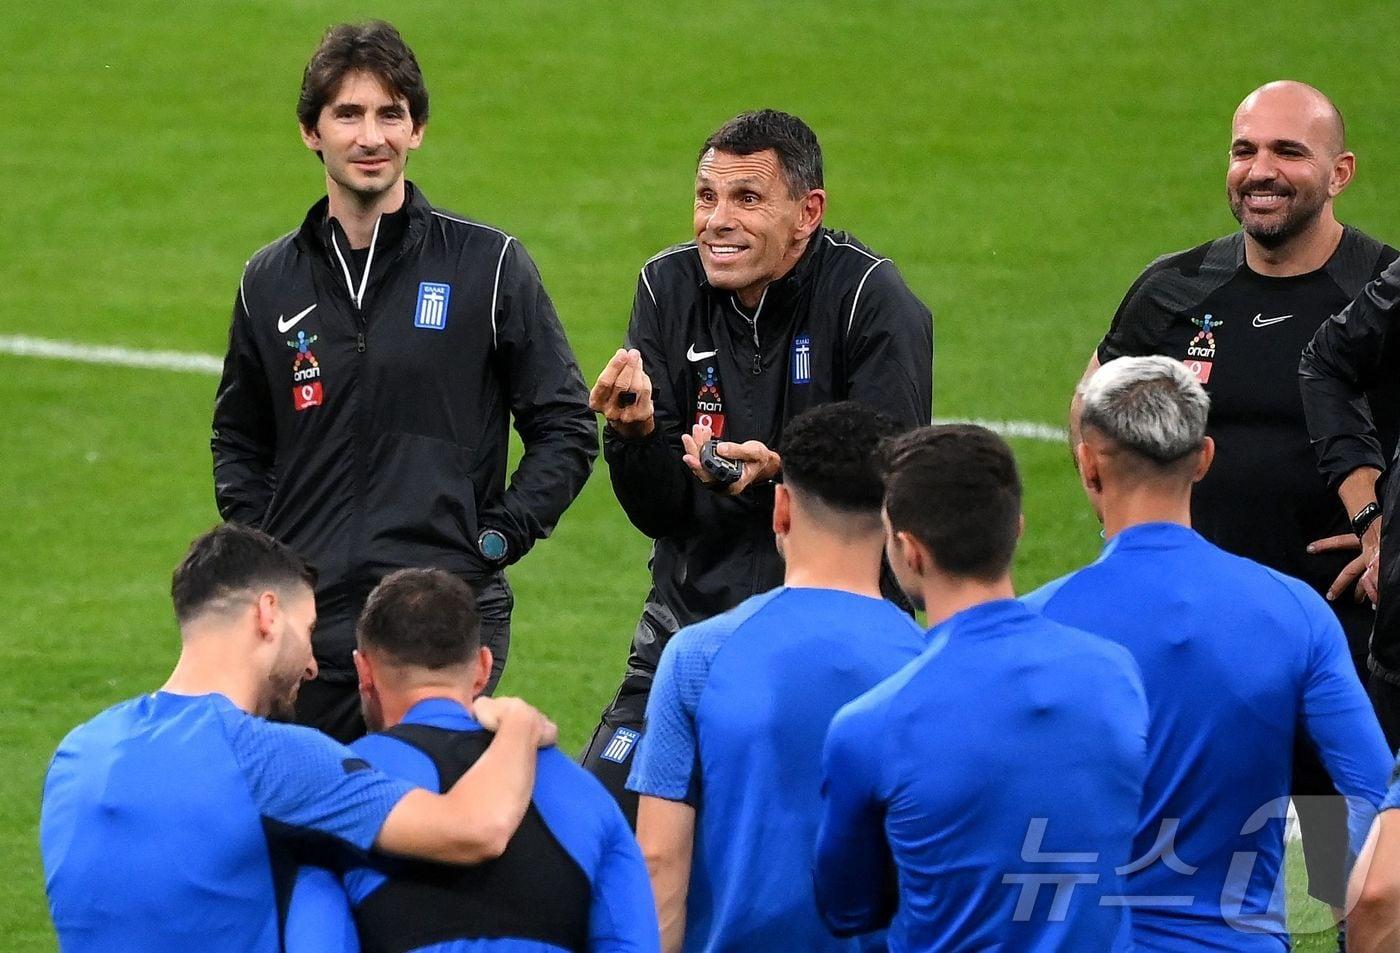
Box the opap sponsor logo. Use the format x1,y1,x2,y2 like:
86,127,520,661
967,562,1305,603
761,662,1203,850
287,330,324,411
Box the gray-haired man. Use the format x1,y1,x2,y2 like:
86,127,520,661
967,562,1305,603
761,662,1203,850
1025,356,1390,951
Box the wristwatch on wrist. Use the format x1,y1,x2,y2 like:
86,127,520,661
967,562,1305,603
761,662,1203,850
478,528,509,564
1351,501,1382,539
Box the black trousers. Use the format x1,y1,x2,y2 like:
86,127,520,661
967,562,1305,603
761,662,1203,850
579,672,651,828
295,574,514,745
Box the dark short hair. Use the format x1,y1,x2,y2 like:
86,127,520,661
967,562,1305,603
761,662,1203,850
297,21,429,131
779,401,900,512
699,109,823,197
171,524,317,624
357,569,479,670
880,425,1022,580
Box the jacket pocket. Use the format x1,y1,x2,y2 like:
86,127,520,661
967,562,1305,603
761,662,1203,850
360,431,480,575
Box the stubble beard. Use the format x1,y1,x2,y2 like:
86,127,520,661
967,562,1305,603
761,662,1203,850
1229,186,1327,251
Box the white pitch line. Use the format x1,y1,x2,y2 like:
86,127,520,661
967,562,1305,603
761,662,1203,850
0,334,1068,443
0,334,224,375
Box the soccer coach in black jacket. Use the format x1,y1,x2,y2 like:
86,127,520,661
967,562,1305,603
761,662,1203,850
211,22,597,742
582,110,933,816
1301,254,1400,746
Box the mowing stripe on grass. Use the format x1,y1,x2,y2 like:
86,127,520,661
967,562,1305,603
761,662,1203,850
0,334,1068,442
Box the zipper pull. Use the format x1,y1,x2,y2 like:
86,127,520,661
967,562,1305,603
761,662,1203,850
752,351,761,375
357,332,366,353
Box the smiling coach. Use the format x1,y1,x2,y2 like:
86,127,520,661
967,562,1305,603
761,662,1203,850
582,109,932,818
211,21,597,742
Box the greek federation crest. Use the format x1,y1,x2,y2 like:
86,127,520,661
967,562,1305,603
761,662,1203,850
600,727,640,764
414,281,452,330
287,331,323,411
792,333,812,384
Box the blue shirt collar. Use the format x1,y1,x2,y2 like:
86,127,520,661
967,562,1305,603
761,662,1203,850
928,597,1032,642
1100,521,1202,558
400,696,484,732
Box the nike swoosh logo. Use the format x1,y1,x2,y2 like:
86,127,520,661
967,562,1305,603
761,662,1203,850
277,304,317,334
686,345,718,362
1252,313,1293,328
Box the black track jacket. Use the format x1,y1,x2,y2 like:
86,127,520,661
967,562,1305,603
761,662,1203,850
605,228,933,681
1301,254,1400,680
212,184,597,673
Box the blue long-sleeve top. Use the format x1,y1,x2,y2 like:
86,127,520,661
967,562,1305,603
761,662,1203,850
1025,521,1392,951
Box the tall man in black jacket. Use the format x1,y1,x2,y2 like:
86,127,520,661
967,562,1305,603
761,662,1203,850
1302,255,1400,747
211,22,597,742
582,110,933,817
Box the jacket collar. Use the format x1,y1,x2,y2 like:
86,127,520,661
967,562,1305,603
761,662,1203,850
296,179,431,263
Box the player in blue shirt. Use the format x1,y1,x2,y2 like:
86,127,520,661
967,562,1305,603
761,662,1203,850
40,524,557,953
815,423,1150,952
1348,758,1400,952
1025,355,1392,951
286,567,658,952
626,402,928,953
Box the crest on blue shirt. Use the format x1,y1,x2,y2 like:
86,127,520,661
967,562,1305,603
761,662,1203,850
413,282,452,330
791,333,812,384
601,727,641,764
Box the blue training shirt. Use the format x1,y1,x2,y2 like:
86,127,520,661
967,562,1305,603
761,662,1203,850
40,691,413,953
286,697,659,953
1024,522,1392,951
815,598,1149,952
626,586,926,953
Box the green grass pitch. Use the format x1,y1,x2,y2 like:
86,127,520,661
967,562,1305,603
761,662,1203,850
5,1,1399,948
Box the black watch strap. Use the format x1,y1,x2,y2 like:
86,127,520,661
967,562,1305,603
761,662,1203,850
1352,501,1382,538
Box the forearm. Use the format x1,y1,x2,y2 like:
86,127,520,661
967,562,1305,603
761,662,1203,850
212,454,275,526
1340,468,1383,520
1350,816,1400,953
490,410,598,555
605,429,696,539
1350,908,1400,953
647,856,687,953
1300,263,1400,488
636,796,694,953
375,715,538,864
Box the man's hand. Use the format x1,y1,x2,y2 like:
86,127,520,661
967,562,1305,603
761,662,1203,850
589,348,655,439
680,424,780,496
472,695,558,748
1310,521,1382,604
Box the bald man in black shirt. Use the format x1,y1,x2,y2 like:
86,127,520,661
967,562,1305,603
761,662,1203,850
1079,81,1398,924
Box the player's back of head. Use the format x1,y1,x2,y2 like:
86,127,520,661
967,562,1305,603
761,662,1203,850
356,567,480,669
170,522,316,627
879,424,1022,581
778,400,899,527
1078,355,1209,483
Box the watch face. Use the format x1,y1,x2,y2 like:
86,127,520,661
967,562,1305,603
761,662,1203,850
479,530,507,561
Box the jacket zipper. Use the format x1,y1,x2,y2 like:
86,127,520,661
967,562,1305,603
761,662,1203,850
730,287,769,376
330,215,382,349
328,214,382,599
